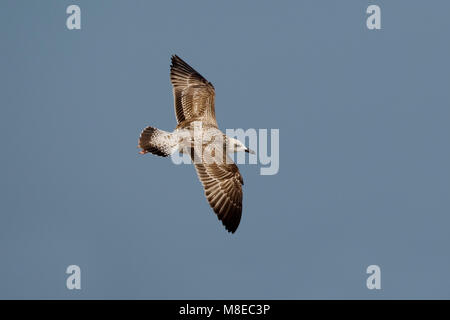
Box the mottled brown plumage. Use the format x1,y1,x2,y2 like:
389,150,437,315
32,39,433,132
138,55,247,233
170,55,217,127
171,55,244,233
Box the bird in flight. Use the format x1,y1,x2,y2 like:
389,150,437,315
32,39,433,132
138,55,253,233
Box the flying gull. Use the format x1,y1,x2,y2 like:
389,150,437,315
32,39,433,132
138,55,253,233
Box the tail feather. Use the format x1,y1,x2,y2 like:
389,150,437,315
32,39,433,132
138,126,178,157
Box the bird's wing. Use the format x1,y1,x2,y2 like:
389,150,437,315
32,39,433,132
192,149,243,233
170,55,217,127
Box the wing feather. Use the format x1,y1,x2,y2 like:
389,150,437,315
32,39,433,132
192,151,243,233
170,55,217,126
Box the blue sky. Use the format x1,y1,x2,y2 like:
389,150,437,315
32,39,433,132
0,0,449,298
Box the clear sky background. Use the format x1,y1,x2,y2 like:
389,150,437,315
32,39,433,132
1,0,449,299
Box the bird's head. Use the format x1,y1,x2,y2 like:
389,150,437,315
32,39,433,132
227,137,255,154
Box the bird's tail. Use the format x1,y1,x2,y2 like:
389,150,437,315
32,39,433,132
138,126,178,157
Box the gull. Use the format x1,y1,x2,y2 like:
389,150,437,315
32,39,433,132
138,55,253,233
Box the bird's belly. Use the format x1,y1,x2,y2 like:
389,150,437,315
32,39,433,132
175,127,224,151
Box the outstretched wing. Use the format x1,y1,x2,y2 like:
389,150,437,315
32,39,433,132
192,150,243,233
170,55,217,127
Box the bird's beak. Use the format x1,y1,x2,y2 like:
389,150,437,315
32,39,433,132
245,148,256,154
